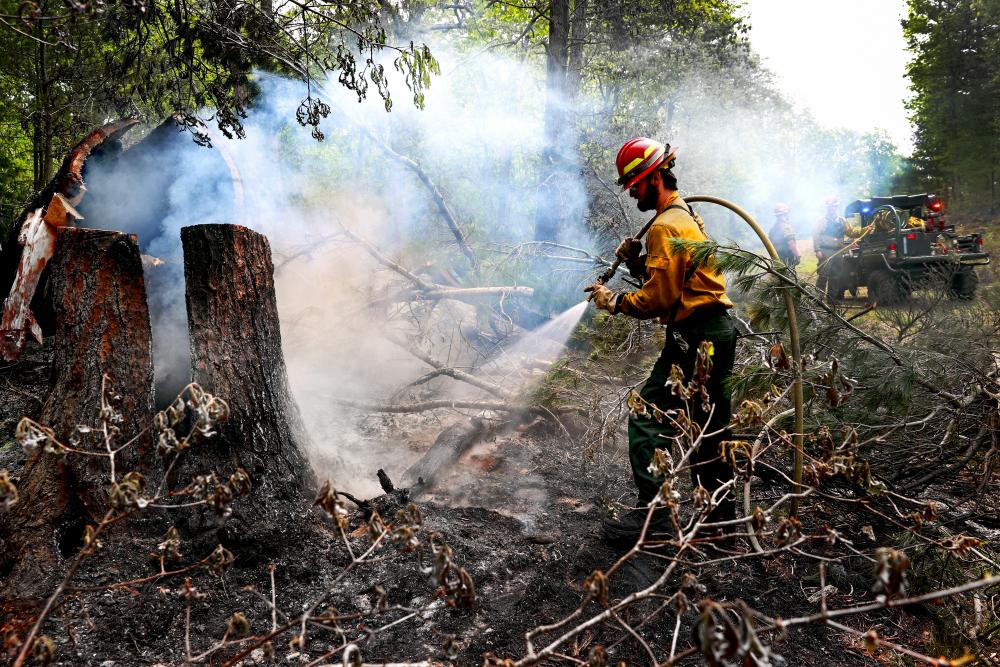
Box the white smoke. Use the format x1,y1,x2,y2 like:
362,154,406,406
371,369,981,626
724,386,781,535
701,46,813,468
78,45,590,497
74,36,899,499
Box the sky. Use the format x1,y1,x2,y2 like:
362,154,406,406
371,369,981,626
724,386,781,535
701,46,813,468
743,0,914,154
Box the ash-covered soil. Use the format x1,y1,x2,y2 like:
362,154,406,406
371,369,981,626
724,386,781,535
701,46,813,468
3,418,893,666
2,340,989,666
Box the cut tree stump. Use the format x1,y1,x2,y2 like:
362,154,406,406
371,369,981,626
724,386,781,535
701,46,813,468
0,228,154,597
181,224,313,521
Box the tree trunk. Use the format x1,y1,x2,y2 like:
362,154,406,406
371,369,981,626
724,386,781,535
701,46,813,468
543,0,570,148
567,0,589,102
0,228,154,598
181,224,313,523
534,0,575,242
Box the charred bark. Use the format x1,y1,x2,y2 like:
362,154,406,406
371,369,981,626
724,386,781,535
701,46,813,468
181,224,313,521
0,228,154,598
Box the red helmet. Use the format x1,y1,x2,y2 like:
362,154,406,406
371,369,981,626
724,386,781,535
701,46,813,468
824,196,840,207
615,138,676,190
773,203,790,216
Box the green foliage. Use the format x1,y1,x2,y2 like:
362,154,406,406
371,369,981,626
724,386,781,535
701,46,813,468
0,0,437,223
902,0,1000,212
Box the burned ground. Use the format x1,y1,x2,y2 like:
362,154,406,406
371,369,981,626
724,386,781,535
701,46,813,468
2,333,996,666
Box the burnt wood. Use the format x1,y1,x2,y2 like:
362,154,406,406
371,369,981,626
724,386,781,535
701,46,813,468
1,228,154,597
181,224,313,512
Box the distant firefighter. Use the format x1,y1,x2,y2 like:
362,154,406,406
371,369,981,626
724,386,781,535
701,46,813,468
767,203,800,268
813,196,864,297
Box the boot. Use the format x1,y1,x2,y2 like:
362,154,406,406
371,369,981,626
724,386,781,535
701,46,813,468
601,506,672,545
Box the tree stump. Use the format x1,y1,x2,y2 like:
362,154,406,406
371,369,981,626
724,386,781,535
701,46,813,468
181,224,313,525
0,228,154,597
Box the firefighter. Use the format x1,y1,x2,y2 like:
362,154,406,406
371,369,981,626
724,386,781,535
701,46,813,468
584,138,738,544
813,196,864,298
768,203,800,268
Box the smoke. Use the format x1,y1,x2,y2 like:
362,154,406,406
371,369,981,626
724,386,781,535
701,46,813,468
674,78,900,246
72,34,900,500
584,53,902,251
76,45,592,498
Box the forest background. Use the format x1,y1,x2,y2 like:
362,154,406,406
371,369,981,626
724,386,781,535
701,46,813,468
0,0,997,246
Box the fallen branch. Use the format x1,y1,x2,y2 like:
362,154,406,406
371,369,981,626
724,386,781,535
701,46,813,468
898,423,991,491
347,119,478,273
420,286,534,300
337,221,433,291
383,333,508,399
273,232,346,271
334,222,531,306
331,397,523,413
370,285,534,308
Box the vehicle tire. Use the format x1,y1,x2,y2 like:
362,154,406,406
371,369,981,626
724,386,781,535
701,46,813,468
868,270,907,305
949,269,978,300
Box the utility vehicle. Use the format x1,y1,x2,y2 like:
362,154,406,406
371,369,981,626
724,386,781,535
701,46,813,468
826,194,989,303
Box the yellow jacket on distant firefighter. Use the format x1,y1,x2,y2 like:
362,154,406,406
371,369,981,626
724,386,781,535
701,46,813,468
617,198,733,324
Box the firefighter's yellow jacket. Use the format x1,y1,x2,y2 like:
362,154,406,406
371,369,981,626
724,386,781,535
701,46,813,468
616,197,733,324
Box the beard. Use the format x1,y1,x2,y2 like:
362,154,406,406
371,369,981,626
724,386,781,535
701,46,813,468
635,188,658,212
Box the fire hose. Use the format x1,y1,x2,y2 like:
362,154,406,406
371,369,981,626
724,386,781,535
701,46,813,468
603,195,806,517
818,222,877,264
594,214,661,286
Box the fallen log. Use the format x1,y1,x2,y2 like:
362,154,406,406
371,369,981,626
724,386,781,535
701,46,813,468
332,397,525,413
400,419,492,490
1,228,154,598
181,224,314,524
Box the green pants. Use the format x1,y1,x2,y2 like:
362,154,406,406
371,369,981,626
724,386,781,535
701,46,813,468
628,311,738,520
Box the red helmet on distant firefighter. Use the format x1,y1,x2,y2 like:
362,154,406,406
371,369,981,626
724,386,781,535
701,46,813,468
615,138,676,190
773,203,790,216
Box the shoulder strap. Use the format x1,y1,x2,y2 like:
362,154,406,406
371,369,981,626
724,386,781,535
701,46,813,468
666,201,707,235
